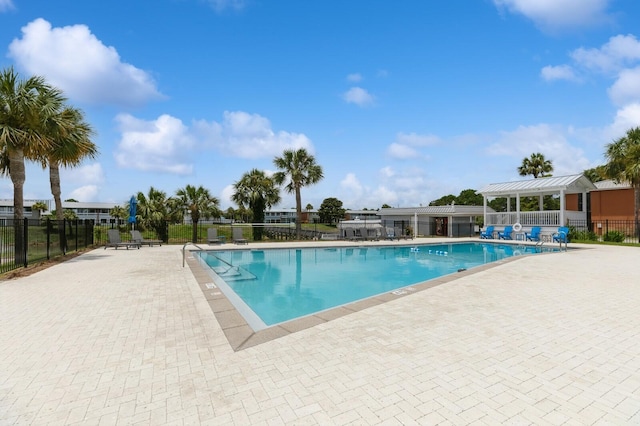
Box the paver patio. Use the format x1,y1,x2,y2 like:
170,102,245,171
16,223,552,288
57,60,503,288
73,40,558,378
1,239,639,424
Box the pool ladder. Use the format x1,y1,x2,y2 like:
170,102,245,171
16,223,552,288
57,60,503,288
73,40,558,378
182,242,206,267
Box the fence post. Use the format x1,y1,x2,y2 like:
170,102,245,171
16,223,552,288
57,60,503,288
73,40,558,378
22,218,28,268
46,218,51,260
62,220,67,255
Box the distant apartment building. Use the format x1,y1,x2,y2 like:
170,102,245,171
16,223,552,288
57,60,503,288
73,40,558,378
0,199,120,223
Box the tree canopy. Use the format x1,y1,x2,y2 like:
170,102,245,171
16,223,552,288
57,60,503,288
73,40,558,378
518,152,553,178
318,197,346,224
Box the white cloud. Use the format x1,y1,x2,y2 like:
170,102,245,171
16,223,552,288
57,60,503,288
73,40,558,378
61,162,105,184
395,132,440,147
342,87,375,107
340,173,364,197
0,0,14,12
487,124,590,175
347,73,362,82
193,111,314,159
207,0,246,12
8,18,162,106
540,65,577,81
114,114,195,174
608,67,640,106
377,69,389,78
379,166,395,178
68,185,99,202
493,0,612,31
571,34,640,74
386,132,439,160
387,143,419,160
605,103,640,140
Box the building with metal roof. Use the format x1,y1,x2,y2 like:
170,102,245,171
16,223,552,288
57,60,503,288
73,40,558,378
478,174,597,234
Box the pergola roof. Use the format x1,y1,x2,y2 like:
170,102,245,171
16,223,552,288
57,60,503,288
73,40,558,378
479,174,596,197
379,205,489,216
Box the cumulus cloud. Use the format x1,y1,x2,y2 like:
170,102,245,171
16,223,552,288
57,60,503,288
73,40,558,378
342,87,375,107
114,114,195,174
61,162,105,184
540,65,577,81
605,103,640,140
544,35,640,106
68,185,100,202
386,132,439,160
0,0,14,12
493,0,612,31
193,111,313,159
608,67,640,106
387,143,419,160
8,18,162,106
571,34,640,74
58,163,104,202
487,124,590,175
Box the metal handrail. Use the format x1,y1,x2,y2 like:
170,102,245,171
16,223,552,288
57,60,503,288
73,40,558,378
182,242,206,267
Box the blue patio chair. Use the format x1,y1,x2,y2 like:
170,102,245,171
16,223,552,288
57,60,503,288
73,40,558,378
552,226,570,243
498,226,513,240
480,225,494,239
525,226,541,242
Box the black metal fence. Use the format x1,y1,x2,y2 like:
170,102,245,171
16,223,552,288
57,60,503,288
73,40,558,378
4,217,636,275
0,218,95,274
568,219,639,243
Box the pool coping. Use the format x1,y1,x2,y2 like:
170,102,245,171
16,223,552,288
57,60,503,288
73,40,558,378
185,240,556,351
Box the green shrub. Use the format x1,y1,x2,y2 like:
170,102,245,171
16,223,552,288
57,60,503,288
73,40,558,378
603,231,625,242
572,230,598,241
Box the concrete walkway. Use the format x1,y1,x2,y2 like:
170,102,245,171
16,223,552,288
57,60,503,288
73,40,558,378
1,240,639,425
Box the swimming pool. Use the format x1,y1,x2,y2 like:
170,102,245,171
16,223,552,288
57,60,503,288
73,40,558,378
197,242,557,330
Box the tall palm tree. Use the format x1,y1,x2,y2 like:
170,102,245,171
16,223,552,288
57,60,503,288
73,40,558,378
604,127,640,241
232,169,281,241
39,106,97,222
273,148,323,239
136,187,181,242
517,152,553,178
175,185,220,243
0,67,61,264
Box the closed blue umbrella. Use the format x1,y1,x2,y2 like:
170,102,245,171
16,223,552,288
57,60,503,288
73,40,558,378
128,195,137,228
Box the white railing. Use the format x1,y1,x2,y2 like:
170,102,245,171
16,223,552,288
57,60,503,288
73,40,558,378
486,210,587,227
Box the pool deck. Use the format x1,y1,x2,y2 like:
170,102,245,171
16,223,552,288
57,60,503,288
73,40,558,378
1,238,639,424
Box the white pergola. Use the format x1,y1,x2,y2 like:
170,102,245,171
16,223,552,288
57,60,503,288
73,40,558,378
479,174,597,229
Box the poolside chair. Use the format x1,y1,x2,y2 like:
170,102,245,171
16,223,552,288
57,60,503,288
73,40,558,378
360,227,379,241
552,226,570,243
480,226,494,239
130,230,162,247
384,227,398,240
394,227,412,240
525,226,541,242
207,228,222,245
344,228,363,241
498,226,513,240
105,229,140,250
232,227,248,245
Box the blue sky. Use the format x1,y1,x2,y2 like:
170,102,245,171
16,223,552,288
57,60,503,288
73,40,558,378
1,0,639,210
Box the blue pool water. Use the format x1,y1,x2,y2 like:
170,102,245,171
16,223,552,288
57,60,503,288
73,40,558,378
197,242,557,329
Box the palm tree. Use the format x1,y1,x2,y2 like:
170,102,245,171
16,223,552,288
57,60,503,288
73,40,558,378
39,106,97,222
232,169,281,241
0,67,61,264
273,148,323,239
175,185,220,243
604,127,640,241
109,205,128,225
136,187,181,242
31,201,48,220
518,152,553,178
